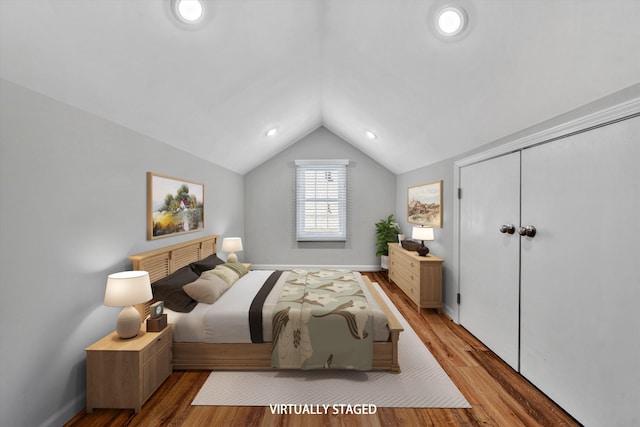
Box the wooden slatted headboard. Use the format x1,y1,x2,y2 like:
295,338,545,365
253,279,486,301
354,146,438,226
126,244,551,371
128,234,218,317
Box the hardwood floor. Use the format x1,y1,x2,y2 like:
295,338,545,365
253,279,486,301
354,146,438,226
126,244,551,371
66,271,579,427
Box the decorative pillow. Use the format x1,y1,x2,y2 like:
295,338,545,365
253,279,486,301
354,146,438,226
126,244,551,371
189,254,225,275
209,262,249,286
151,265,198,313
223,262,249,277
183,271,230,304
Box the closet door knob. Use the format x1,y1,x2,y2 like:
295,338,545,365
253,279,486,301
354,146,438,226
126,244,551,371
519,225,537,238
499,224,516,234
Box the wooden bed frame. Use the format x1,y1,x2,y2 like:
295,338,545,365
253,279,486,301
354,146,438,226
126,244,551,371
129,235,403,372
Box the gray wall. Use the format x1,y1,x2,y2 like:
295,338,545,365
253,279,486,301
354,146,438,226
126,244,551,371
0,79,244,427
395,159,456,315
244,127,396,269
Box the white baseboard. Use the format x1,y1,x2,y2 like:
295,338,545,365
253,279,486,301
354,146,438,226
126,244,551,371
442,304,458,324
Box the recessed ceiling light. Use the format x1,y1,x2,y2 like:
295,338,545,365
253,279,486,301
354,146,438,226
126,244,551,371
435,6,467,37
172,0,205,24
365,130,377,140
266,128,278,137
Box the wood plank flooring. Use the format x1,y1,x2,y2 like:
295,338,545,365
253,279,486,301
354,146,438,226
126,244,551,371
65,271,580,427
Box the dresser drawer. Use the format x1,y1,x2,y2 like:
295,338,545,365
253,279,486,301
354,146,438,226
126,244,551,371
404,258,420,276
387,243,444,312
390,248,419,275
394,268,420,302
388,248,399,272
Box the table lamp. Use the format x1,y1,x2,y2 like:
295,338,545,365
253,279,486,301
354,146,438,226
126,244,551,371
412,226,434,256
221,237,243,263
104,271,153,339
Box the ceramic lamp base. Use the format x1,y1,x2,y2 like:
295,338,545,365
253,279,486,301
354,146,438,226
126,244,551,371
116,305,142,339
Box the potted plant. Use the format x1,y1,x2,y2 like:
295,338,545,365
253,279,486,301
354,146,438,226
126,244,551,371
375,214,401,269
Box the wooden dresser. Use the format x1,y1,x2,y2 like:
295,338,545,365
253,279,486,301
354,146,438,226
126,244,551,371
388,243,444,312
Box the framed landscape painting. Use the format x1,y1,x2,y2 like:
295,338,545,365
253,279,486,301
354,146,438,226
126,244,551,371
407,180,443,228
147,172,204,240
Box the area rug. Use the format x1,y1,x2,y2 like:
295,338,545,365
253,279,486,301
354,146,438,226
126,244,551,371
192,282,470,408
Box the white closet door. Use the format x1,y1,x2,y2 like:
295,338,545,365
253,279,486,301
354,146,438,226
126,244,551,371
459,152,521,369
520,116,640,426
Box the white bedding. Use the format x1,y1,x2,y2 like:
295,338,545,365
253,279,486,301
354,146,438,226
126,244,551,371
165,270,390,343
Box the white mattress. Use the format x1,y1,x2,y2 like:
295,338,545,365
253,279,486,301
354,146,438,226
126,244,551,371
165,270,390,343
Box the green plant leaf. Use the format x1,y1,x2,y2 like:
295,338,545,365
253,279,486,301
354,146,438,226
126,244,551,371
374,214,401,256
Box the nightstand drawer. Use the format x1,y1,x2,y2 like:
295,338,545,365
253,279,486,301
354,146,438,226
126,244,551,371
142,328,171,364
143,342,172,401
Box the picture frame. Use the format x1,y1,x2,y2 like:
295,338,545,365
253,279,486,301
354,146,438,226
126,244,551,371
147,172,204,240
407,180,443,228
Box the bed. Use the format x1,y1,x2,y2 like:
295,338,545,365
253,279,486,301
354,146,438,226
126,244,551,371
129,235,403,372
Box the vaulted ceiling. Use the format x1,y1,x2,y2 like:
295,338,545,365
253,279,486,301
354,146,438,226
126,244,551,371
1,0,639,174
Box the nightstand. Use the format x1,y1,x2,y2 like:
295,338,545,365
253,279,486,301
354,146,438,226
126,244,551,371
86,324,172,413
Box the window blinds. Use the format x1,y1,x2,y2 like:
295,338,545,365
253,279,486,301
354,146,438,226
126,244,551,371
295,159,349,241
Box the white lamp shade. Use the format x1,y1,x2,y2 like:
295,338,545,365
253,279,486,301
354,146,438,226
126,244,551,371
221,237,243,253
104,271,152,307
412,226,434,241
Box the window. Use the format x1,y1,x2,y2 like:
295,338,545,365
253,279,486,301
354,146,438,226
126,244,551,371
295,160,349,241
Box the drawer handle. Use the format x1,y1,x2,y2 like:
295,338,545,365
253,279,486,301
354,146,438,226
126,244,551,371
410,262,414,267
